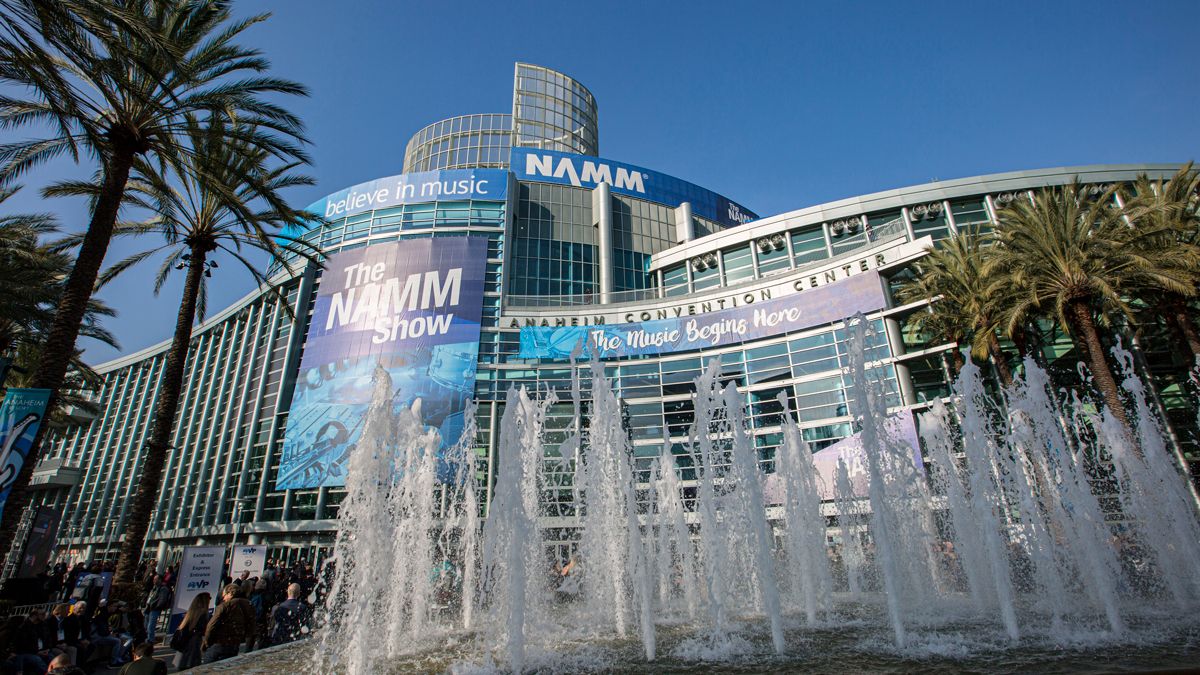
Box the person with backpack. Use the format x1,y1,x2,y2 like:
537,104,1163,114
201,584,255,664
142,576,173,644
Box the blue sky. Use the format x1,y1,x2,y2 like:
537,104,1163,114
4,0,1198,363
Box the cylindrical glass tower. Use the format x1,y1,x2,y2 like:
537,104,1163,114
402,113,513,173
511,62,599,156
401,64,599,174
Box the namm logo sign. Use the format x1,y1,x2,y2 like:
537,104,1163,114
509,147,758,229
523,152,646,193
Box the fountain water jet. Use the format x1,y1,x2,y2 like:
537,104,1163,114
309,321,1200,673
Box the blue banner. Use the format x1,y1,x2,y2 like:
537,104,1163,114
280,168,509,242
510,148,758,229
277,238,487,489
0,388,51,520
520,272,887,360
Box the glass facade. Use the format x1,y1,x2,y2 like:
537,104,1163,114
612,196,675,292
508,183,596,297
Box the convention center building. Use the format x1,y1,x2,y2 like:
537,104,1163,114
25,64,1193,567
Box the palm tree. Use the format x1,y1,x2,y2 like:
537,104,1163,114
0,0,308,563
0,185,116,421
80,115,321,591
897,228,1015,386
1125,163,1200,362
986,181,1198,429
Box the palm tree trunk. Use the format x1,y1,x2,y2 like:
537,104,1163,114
0,149,135,567
112,246,208,595
1067,299,1131,430
987,333,1014,388
948,346,965,376
1163,294,1200,365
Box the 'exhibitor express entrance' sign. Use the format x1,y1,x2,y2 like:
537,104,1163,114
519,271,887,360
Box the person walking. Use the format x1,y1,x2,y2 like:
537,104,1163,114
169,592,210,671
142,575,173,644
268,583,310,646
201,584,255,664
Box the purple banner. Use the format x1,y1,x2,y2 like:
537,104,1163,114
277,238,487,489
521,272,887,360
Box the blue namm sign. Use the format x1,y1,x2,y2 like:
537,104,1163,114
510,148,757,229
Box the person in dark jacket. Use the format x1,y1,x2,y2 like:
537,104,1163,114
247,579,271,651
269,583,310,646
142,575,172,644
170,592,210,671
47,604,77,666
0,614,47,674
118,643,166,675
201,585,254,664
60,603,89,655
88,602,123,667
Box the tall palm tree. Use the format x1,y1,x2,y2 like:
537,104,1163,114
0,0,308,563
986,181,1197,429
1125,163,1200,362
897,228,1015,386
0,185,116,421
78,115,321,591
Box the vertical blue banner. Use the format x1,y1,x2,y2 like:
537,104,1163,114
0,388,52,520
277,238,487,489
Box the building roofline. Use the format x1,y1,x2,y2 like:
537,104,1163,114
90,263,304,374
650,163,1186,271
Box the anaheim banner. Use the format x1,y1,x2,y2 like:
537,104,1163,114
277,238,487,489
519,271,888,360
0,388,52,520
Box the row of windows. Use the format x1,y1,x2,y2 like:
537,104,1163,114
403,114,515,173
275,201,505,269
662,196,997,297
405,138,511,173
407,113,512,147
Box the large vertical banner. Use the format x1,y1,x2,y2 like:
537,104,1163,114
277,238,487,489
17,505,61,577
0,388,51,520
171,545,224,618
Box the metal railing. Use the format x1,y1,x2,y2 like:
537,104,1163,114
0,601,56,618
506,287,661,307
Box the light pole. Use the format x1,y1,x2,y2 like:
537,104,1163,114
56,523,78,565
100,518,119,564
229,497,256,576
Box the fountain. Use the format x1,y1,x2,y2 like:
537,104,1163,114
218,319,1200,674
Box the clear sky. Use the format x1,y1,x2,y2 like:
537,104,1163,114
4,0,1198,363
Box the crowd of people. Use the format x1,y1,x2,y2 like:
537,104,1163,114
0,556,320,674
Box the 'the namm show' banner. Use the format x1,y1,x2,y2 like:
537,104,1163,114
520,272,887,360
277,238,487,489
